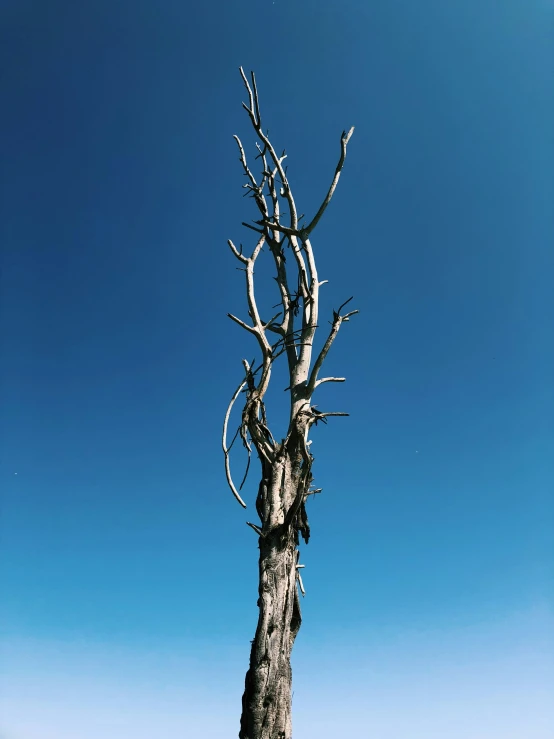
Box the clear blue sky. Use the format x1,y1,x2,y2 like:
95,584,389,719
1,1,553,737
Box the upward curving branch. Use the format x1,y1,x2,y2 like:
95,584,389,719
303,127,355,236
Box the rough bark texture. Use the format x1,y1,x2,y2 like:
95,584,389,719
223,68,356,739
240,431,311,738
240,516,301,738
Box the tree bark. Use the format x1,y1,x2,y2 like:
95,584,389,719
239,443,309,739
239,524,301,739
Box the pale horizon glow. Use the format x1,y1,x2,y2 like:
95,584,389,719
2,605,553,738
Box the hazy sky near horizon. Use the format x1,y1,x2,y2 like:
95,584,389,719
1,0,553,737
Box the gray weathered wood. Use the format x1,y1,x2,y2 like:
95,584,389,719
223,68,356,739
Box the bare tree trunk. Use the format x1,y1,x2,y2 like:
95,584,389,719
240,520,301,739
240,446,309,739
223,68,356,739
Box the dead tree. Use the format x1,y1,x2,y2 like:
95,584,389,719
223,68,356,739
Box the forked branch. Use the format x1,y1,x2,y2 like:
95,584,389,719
307,297,359,394
224,68,357,508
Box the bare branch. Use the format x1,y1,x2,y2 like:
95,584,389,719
314,377,346,388
228,239,248,264
263,312,282,329
259,221,300,238
239,449,252,490
266,322,285,336
297,570,306,597
238,70,313,313
337,296,355,313
304,127,355,236
233,135,258,189
246,521,263,536
222,379,248,508
228,313,258,334
241,221,265,234
250,71,262,130
306,301,359,393
226,423,242,453
239,67,256,124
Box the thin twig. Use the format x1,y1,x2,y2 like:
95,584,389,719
246,521,263,536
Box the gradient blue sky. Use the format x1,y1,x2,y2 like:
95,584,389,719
1,1,553,737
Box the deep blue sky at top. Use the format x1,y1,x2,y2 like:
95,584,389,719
0,1,553,734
